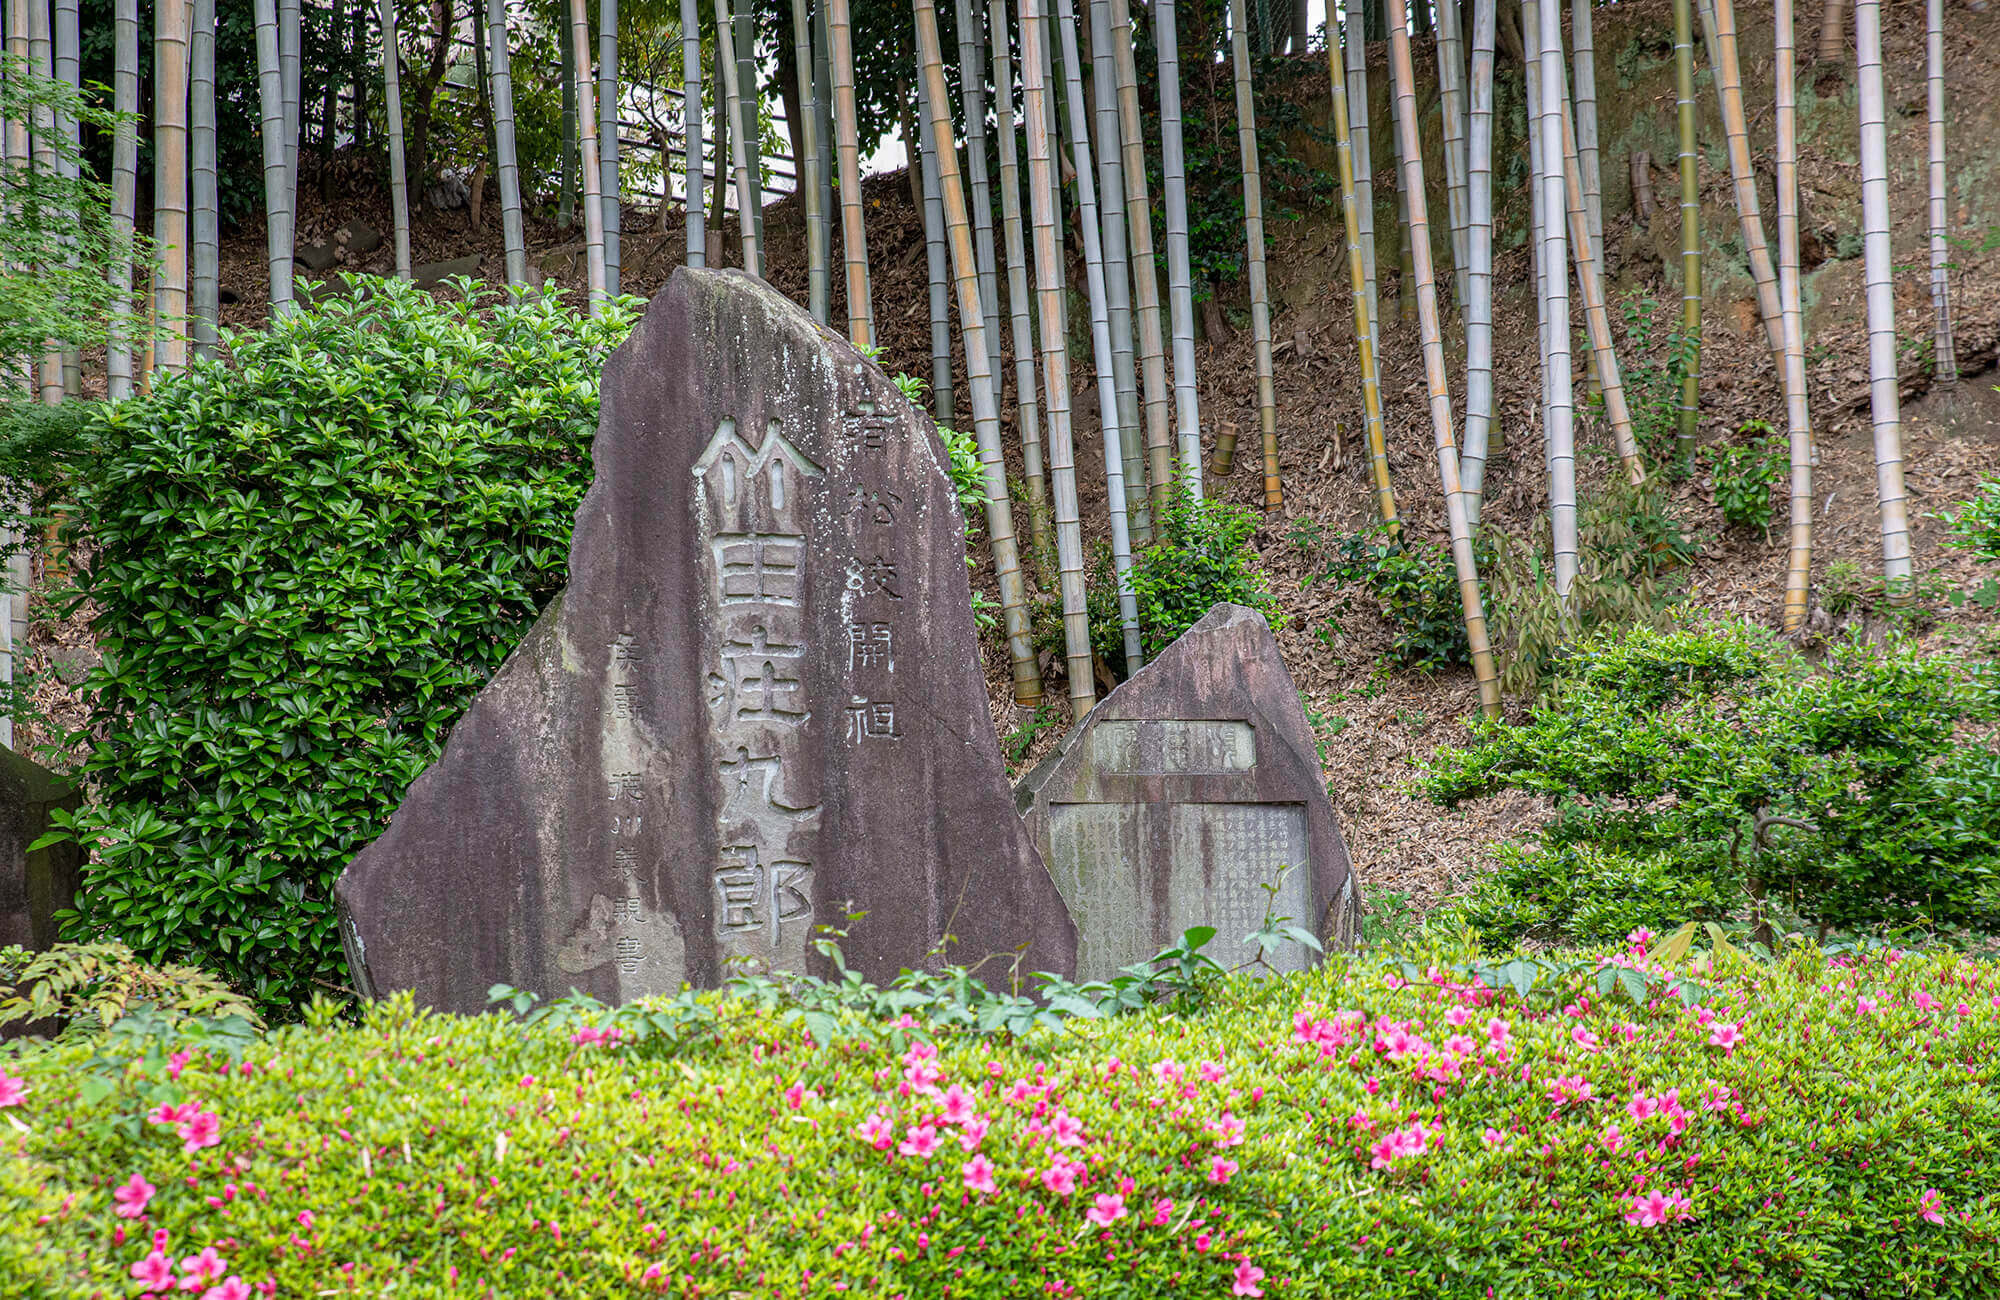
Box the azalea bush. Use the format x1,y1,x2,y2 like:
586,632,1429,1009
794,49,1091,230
5,934,1998,1297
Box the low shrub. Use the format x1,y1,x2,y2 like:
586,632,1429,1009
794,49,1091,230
1088,491,1282,678
1703,424,1785,532
1942,476,2000,562
4,937,1997,1297
1439,841,1735,952
1313,525,1469,673
44,279,637,1015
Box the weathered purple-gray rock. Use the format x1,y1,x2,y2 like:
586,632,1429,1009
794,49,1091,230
0,746,81,952
334,268,1076,1013
1015,605,1358,981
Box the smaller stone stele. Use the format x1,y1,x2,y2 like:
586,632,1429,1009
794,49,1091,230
0,746,82,952
1016,605,1358,981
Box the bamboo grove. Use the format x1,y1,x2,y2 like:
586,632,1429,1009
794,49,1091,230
0,0,1962,717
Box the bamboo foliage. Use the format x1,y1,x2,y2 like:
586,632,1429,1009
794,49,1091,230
492,0,528,283
1110,0,1171,516
1462,0,1496,521
1386,0,1502,717
989,0,1049,556
154,0,190,373
1054,0,1141,670
1925,0,1954,385
1673,0,1701,462
1327,28,1396,533
1227,0,1280,511
1854,0,1912,601
912,0,1045,706
791,0,828,322
828,0,872,346
1775,0,1814,631
1156,0,1202,492
106,0,139,399
1699,0,1785,368
1019,0,1092,710
380,0,411,278
713,0,758,275
189,0,216,357
1529,0,1577,598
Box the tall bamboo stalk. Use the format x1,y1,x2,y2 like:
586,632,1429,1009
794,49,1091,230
188,0,216,356
714,0,761,275
1525,0,1552,468
255,0,293,313
52,0,79,392
559,6,576,227
991,0,1049,555
1530,0,1577,597
106,0,139,399
1560,102,1644,485
915,69,954,424
1700,0,1785,368
1089,0,1148,539
1111,0,1171,516
913,0,1044,705
828,0,871,345
680,0,704,267
791,0,827,321
735,0,762,263
28,0,58,402
492,0,528,283
1437,0,1469,309
1328,27,1396,532
279,0,299,213
1462,0,1496,522
1157,0,1202,493
1925,0,1954,385
1776,0,1813,630
599,0,620,293
957,0,1002,382
1055,0,1141,671
380,0,411,278
814,0,835,277
1,4,23,196
1817,0,1847,63
154,0,190,374
1387,0,1501,717
1020,0,1091,710
1854,0,1911,602
1228,0,1280,511
1572,0,1603,269
1673,0,1701,463
1344,3,1379,340
570,0,608,307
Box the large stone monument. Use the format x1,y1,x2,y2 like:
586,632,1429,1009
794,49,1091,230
1016,605,1358,981
0,746,82,951
336,268,1076,1012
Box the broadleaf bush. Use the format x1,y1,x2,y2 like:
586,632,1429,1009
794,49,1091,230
44,278,637,1014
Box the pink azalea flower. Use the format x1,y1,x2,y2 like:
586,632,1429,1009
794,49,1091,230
1207,1155,1239,1185
1627,928,1654,954
1085,1193,1127,1227
961,1154,997,1195
1003,1080,1037,1105
1368,1123,1431,1170
166,1051,191,1080
1049,1109,1085,1147
1443,1034,1477,1058
903,1060,943,1094
1913,991,1939,1014
1571,1026,1601,1052
130,1249,176,1294
1484,1019,1511,1046
1599,1124,1626,1154
957,1115,990,1152
1040,1160,1079,1197
1481,1127,1511,1149
1152,1059,1185,1085
1623,1190,1692,1227
1856,995,1881,1015
938,1083,977,1125
783,1082,810,1110
1206,1111,1246,1148
1232,1260,1266,1297
1199,1060,1228,1083
202,1280,252,1300
855,1113,894,1150
113,1173,156,1220
177,1111,221,1155
1149,1197,1175,1226
146,1102,196,1127
897,1124,941,1159
1919,1188,1946,1225
902,1039,938,1065
1628,1092,1660,1121
1443,1005,1474,1027
297,1211,314,1229
178,1247,226,1288
1707,1023,1744,1055
0,1066,34,1107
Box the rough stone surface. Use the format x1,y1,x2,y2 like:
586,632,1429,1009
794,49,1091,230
0,746,82,952
335,267,1076,1012
1016,605,1358,981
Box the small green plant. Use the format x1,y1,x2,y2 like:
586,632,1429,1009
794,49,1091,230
1941,475,2000,562
1704,422,1785,532
1001,704,1064,771
1316,526,1469,672
1088,490,1282,676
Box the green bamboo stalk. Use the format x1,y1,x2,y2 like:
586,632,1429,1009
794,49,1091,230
736,0,762,264
1572,0,1603,271
1228,0,1281,511
1344,4,1378,346
1776,0,1814,631
1089,0,1149,540
1462,0,1495,522
915,68,955,424
1111,0,1171,517
106,0,139,399
1673,0,1701,465
680,0,704,266
714,0,759,274
990,0,1049,557
492,0,529,283
53,0,80,390
1699,0,1785,368
571,0,608,308
599,0,620,293
1328,25,1397,533
1437,0,1469,310
791,0,828,321
153,0,190,374
188,0,216,358
1558,99,1645,486
1925,0,1954,385
829,0,872,345
1854,0,1911,602
1531,0,1576,598
254,0,292,314
1157,0,1202,493
957,0,1002,382
380,0,412,278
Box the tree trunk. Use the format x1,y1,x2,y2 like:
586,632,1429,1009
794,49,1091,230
713,0,759,274
1228,0,1281,511
1926,0,1954,385
1462,0,1496,521
1854,0,1912,601
1329,23,1397,533
1090,0,1149,538
914,0,1045,706
1673,0,1702,464
1156,0,1203,493
1054,0,1142,672
189,0,217,357
1020,0,1093,711
380,0,412,277
491,0,528,284
1776,0,1814,630
682,0,705,267
915,66,954,424
1700,0,1785,368
154,0,191,374
1387,0,1501,717
107,0,140,400
599,0,620,293
571,0,608,308
991,0,1049,557
791,0,828,322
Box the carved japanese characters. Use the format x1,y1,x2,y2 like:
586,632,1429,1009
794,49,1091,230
335,268,1077,1012
1015,605,1359,981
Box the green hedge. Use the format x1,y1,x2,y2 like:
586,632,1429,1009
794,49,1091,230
5,940,1997,1297
46,280,636,1014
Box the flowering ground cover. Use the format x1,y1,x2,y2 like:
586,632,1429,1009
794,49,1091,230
4,936,1997,1298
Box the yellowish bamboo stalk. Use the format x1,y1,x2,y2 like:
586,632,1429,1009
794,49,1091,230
1776,0,1814,630
828,0,873,346
1558,103,1645,486
1327,29,1397,533
1700,0,1786,369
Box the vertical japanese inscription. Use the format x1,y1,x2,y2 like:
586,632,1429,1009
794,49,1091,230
839,400,906,748
694,418,826,974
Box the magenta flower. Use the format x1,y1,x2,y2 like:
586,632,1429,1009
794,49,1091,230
1207,1155,1239,1185
1623,1190,1692,1226
903,1059,943,1094
177,1110,221,1154
1040,1159,1079,1196
1050,1109,1085,1147
178,1246,227,1288
1150,1197,1175,1226
1480,1127,1511,1149
1199,1059,1227,1084
854,1113,894,1150
1085,1193,1127,1227
1706,1023,1744,1055
1856,995,1881,1015
113,1173,156,1220
202,1280,253,1300
1369,1122,1431,1170
1152,1059,1185,1085
146,1101,196,1127
1206,1111,1246,1148
937,1083,977,1125
897,1124,941,1159
130,1249,176,1294
1920,1188,1946,1225
961,1154,997,1195
1571,1026,1601,1052
1232,1260,1267,1297
1914,991,1939,1013
957,1114,990,1152
0,1069,27,1109
1443,1005,1474,1028
1484,1019,1510,1047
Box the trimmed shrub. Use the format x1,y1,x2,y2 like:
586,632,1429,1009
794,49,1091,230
4,938,1998,1297
46,279,637,1014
